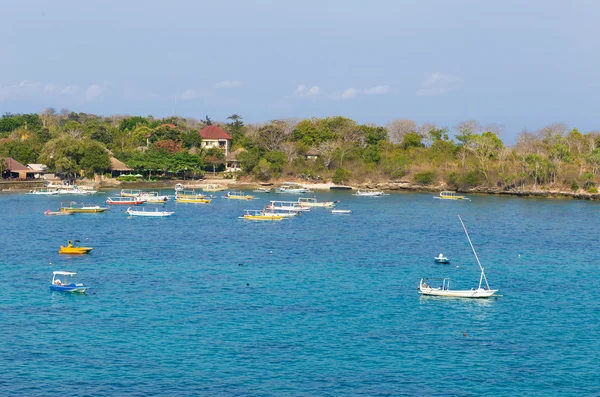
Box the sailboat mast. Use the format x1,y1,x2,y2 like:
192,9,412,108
458,215,490,290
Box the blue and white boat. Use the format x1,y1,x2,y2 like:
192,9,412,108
50,271,88,293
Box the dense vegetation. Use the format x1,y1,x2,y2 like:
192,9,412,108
1,109,600,193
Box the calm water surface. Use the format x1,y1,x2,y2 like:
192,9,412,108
1,190,599,396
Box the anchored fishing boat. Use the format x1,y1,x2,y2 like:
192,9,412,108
27,188,58,195
50,271,88,293
60,202,108,213
275,182,310,194
106,196,147,205
138,191,169,203
266,200,310,212
434,191,470,201
126,206,175,217
418,216,498,298
225,191,254,200
354,189,386,197
240,209,284,221
297,197,337,208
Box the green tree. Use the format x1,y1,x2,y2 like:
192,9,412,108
119,116,148,131
332,168,352,184
402,132,424,150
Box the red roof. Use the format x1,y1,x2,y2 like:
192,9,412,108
199,125,232,140
2,157,29,171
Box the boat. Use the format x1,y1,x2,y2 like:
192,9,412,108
60,202,108,213
225,191,254,200
58,240,93,254
203,184,226,192
120,189,142,198
240,209,284,221
46,182,97,195
126,206,175,217
262,208,301,217
44,209,74,216
27,188,58,195
106,196,147,205
50,271,88,293
434,191,470,201
266,200,310,212
434,253,450,264
331,209,352,214
330,185,353,190
138,191,170,203
275,182,310,194
297,197,337,208
353,189,385,197
253,187,272,193
176,196,212,203
176,190,211,203
418,216,498,299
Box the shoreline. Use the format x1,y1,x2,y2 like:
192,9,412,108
2,178,599,201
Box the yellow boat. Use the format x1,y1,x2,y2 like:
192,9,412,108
241,210,283,221
226,191,254,200
60,202,108,213
435,191,470,201
176,197,212,204
58,240,93,255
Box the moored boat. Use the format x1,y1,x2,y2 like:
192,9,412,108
240,209,284,221
27,188,58,195
225,191,254,200
126,206,175,217
50,271,88,293
353,189,385,197
297,197,336,208
120,189,142,198
137,191,169,203
275,183,310,194
418,216,498,299
434,191,470,200
266,200,310,212
434,253,450,264
106,196,147,205
60,202,108,213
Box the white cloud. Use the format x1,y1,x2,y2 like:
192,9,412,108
85,84,106,100
295,84,321,99
44,83,57,93
416,72,462,96
363,85,390,95
179,89,199,100
61,85,79,95
214,80,242,88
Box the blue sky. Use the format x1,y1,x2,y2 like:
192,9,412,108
1,0,599,141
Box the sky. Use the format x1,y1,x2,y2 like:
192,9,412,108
1,0,599,142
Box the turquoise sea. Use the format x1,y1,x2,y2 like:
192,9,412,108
1,190,599,396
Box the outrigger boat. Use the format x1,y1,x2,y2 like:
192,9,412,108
60,202,108,213
253,187,272,193
434,191,470,201
434,253,450,264
27,188,58,195
266,200,310,212
126,206,175,217
225,191,254,200
176,190,211,203
50,271,88,293
297,197,337,208
262,207,301,218
240,209,284,221
138,191,169,203
106,196,147,205
418,216,498,299
58,240,93,255
120,189,142,198
354,189,386,197
203,184,226,192
275,183,310,194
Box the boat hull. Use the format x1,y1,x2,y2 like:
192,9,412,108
58,247,93,254
50,283,88,293
127,211,174,217
243,215,283,221
419,287,498,298
176,198,211,203
332,210,352,214
61,208,108,213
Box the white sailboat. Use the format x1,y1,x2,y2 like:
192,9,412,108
418,215,498,299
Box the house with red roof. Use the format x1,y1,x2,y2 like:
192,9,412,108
199,125,232,156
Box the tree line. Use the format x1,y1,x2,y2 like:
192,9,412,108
1,109,599,193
